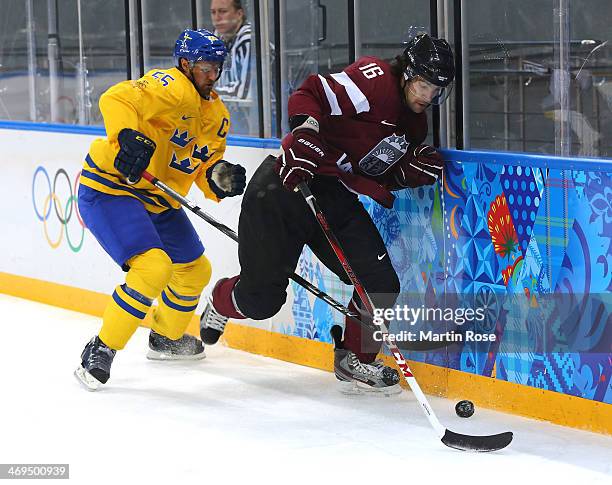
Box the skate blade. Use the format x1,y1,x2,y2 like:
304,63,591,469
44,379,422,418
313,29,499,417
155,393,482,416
338,380,402,397
146,349,206,361
74,366,102,391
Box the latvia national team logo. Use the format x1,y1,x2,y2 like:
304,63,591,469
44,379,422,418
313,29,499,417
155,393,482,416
358,134,409,176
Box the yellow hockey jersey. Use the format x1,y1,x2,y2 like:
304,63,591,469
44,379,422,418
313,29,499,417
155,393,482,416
81,67,231,213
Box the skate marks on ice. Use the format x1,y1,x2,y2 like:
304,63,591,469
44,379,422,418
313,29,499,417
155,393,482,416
0,294,610,484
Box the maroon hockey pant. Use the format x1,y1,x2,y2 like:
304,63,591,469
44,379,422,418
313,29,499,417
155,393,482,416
230,156,400,363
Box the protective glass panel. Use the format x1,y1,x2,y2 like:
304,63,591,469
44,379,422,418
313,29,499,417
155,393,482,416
358,0,432,144
57,0,129,125
0,1,42,121
569,0,611,157
279,0,349,134
142,0,192,73
467,0,611,157
196,0,262,136
358,0,430,59
0,0,128,125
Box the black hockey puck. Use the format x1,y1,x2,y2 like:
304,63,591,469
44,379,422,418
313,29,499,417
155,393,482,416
455,400,475,418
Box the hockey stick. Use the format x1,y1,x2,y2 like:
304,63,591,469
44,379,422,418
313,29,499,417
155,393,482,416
297,181,513,452
139,171,348,314
139,170,449,352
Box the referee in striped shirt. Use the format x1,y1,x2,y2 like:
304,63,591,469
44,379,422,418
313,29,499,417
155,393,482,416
211,0,253,133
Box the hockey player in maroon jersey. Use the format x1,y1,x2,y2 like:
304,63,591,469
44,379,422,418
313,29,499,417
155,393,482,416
201,33,455,394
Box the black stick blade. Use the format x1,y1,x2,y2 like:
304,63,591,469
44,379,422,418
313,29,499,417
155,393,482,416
441,429,513,452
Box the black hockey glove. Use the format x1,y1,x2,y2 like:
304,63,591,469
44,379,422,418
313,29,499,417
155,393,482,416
114,128,156,184
274,130,324,191
384,144,444,190
207,160,247,199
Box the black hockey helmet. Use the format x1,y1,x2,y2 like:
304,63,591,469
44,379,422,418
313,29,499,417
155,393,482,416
400,33,455,105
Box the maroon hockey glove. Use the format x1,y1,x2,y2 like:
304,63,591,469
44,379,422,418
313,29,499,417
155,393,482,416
274,130,325,191
384,144,444,190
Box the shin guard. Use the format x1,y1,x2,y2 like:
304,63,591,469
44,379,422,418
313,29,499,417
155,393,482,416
99,248,173,350
153,254,211,340
342,298,382,364
210,276,245,319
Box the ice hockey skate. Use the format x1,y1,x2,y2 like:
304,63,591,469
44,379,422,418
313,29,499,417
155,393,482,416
334,348,401,396
146,329,206,361
199,296,229,345
74,336,117,391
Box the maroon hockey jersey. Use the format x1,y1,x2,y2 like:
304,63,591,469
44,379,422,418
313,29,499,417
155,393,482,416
288,56,428,208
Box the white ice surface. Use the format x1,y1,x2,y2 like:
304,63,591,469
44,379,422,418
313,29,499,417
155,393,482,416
0,294,610,485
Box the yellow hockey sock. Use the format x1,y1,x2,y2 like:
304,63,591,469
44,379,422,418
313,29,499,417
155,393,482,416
152,254,211,340
99,248,173,350
99,283,152,350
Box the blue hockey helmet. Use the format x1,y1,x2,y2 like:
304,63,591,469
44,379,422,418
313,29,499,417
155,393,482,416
174,29,227,77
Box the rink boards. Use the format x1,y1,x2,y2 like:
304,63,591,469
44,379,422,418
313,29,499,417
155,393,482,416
0,121,610,435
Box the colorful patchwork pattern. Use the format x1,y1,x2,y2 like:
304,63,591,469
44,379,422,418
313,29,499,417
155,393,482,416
279,155,611,405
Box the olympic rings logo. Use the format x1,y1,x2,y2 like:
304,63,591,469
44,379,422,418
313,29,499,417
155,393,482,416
32,166,86,252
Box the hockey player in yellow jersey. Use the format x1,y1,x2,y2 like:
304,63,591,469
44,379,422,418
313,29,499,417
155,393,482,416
75,29,246,390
